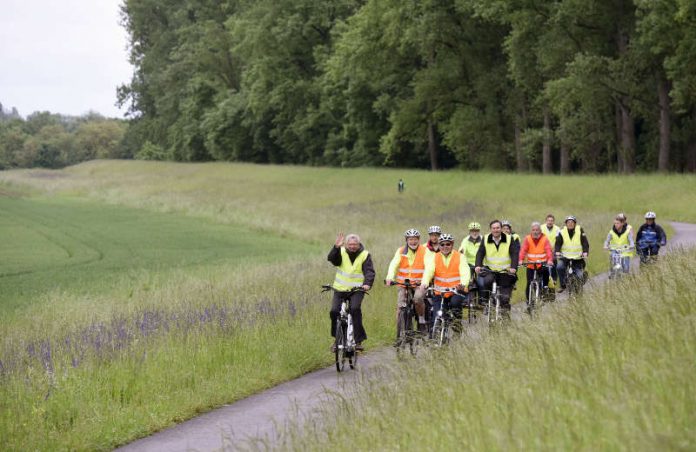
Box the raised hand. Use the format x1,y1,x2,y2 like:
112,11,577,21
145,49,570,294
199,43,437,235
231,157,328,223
335,232,345,248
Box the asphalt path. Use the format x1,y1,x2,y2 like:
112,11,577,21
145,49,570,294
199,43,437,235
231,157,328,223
117,222,696,452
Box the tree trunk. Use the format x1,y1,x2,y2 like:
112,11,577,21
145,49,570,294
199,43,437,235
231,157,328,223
427,120,438,171
688,142,696,173
657,75,671,172
560,142,570,174
514,114,527,172
542,105,552,174
619,99,636,173
615,101,624,173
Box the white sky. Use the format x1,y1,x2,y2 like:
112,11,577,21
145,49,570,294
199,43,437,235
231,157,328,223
0,0,133,118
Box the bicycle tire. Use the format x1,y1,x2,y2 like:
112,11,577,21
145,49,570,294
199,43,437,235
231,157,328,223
431,317,446,347
395,308,410,351
528,280,540,316
335,321,347,372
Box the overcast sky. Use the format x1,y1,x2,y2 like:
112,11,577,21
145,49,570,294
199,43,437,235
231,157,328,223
0,0,133,118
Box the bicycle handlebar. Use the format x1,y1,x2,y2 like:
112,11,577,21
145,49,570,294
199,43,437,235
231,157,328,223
386,279,420,288
321,285,369,295
518,261,553,267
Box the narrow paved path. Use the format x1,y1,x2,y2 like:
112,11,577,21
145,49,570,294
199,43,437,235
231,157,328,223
118,222,696,452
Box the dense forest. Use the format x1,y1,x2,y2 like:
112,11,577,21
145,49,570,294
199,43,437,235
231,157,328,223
0,105,128,169
3,1,696,172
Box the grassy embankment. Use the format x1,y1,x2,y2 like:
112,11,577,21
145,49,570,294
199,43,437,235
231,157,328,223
0,161,694,450
283,248,696,451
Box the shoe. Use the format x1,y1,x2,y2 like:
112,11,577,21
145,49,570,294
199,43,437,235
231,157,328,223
355,343,364,351
558,286,566,293
330,343,337,353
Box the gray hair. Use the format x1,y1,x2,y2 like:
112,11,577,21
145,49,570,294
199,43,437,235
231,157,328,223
345,233,361,244
531,221,541,228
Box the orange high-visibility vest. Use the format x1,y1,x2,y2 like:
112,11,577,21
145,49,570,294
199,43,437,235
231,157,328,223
523,234,549,269
396,245,427,284
433,251,462,298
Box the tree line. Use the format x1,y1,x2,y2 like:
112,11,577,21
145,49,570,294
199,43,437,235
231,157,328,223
0,106,128,169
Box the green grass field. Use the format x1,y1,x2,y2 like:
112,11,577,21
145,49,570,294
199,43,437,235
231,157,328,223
0,161,694,450
283,249,696,451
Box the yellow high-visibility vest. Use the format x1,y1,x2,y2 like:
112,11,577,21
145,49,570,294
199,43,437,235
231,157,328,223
332,247,368,291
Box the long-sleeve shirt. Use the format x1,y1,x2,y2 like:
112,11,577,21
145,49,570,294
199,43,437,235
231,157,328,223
554,228,590,254
327,244,376,287
635,223,667,246
421,252,471,286
475,233,520,269
603,225,635,249
386,245,423,280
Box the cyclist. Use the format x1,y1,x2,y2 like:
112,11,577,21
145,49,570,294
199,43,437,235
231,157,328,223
328,232,375,351
475,220,519,315
635,211,667,262
385,229,428,333
555,215,589,293
542,214,561,285
420,233,470,331
426,225,442,253
603,213,635,275
501,220,521,245
458,222,482,267
519,222,554,302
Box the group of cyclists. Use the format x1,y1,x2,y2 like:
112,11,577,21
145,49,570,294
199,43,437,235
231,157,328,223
327,212,667,351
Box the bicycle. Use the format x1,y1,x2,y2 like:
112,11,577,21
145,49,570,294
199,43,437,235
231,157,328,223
429,287,466,347
476,268,507,326
607,244,633,279
558,254,587,297
388,279,426,356
322,285,368,372
518,262,553,316
637,239,660,266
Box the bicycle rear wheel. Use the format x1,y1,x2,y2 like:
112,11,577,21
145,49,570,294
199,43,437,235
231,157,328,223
335,321,347,372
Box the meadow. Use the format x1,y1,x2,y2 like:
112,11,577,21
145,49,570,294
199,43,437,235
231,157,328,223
283,249,696,451
0,160,694,450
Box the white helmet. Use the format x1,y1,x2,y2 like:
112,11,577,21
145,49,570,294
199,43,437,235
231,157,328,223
645,211,656,219
438,233,454,244
427,225,442,234
565,215,577,223
404,228,421,238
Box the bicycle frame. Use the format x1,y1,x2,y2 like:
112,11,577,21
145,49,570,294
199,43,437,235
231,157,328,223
322,285,367,371
429,287,465,346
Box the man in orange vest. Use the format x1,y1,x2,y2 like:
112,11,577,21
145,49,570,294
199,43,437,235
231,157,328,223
519,222,554,302
386,229,428,332
420,233,470,331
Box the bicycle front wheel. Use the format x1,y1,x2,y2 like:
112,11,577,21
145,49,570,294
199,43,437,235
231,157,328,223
528,280,540,316
335,321,347,372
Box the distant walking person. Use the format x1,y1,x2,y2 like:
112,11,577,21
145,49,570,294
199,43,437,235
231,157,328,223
328,232,375,351
398,178,405,193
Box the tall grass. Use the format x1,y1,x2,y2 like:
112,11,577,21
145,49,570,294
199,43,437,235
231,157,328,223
283,250,696,451
0,161,693,449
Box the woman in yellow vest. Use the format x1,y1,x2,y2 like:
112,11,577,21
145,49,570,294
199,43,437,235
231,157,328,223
420,233,470,332
385,229,428,333
603,213,635,275
328,232,375,351
554,215,589,292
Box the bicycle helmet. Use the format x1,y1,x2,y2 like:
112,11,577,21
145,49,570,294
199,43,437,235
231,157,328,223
438,233,454,244
427,225,442,234
565,215,577,223
404,228,421,238
501,219,512,227
645,211,656,219
468,222,481,230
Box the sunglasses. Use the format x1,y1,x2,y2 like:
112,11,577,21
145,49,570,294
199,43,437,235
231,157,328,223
440,242,453,246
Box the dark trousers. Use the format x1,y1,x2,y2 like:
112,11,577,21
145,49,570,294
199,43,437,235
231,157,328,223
525,266,550,301
430,294,465,333
556,258,586,288
477,271,517,309
330,291,366,343
550,258,558,281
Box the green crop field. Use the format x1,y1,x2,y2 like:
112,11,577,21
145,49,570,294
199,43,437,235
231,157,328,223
0,160,694,450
